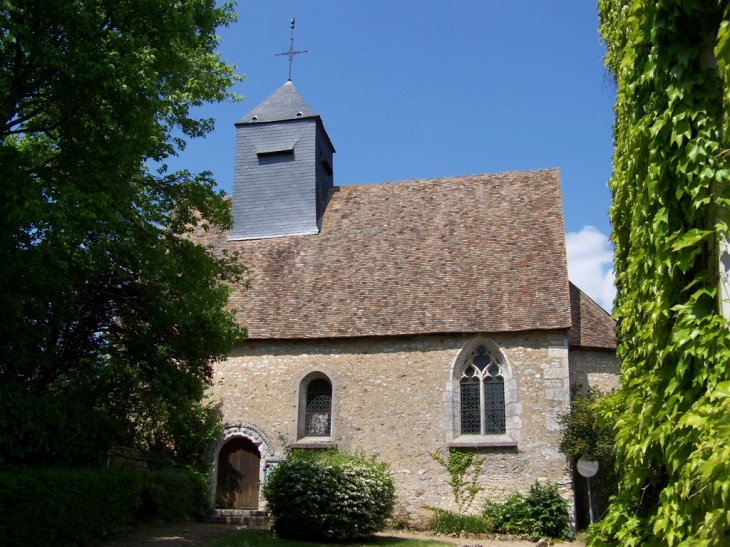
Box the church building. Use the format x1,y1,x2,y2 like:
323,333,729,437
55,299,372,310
193,80,618,524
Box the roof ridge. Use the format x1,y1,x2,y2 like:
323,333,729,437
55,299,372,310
335,169,560,191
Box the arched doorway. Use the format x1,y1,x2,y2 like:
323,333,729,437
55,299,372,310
215,437,261,509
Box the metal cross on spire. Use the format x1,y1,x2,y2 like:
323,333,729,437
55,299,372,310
275,17,308,81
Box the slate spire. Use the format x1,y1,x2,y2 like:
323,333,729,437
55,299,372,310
238,81,318,124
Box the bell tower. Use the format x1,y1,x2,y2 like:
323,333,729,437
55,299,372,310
229,81,335,240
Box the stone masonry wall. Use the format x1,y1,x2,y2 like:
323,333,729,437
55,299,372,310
568,348,619,395
208,331,577,524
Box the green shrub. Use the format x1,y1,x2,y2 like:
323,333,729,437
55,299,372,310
262,449,396,541
525,481,572,539
137,469,208,523
0,468,143,547
429,508,492,535
483,481,572,540
484,492,533,537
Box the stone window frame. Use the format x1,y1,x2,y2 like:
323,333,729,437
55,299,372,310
290,368,338,449
444,337,520,448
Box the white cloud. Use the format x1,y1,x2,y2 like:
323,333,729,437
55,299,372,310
565,226,616,311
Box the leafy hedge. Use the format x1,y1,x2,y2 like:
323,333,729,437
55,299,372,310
0,467,206,547
263,449,395,541
0,468,142,547
137,469,208,523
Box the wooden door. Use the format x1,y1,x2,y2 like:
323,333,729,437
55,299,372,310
215,438,261,509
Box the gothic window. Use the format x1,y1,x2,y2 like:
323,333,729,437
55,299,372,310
305,378,332,436
459,345,506,435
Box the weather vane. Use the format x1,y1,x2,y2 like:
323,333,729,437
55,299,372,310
275,17,308,81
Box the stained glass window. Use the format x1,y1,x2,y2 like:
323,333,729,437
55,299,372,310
305,379,332,436
459,345,506,435
460,370,481,434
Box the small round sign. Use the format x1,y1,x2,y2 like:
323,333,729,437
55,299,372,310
577,456,599,478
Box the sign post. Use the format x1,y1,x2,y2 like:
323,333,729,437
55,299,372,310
576,456,599,524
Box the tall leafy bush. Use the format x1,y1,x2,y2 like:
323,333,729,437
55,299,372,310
558,387,619,526
595,1,730,544
262,450,395,541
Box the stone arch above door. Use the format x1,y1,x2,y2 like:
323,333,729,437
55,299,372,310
206,423,273,511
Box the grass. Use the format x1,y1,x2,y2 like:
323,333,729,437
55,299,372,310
428,508,492,535
207,529,452,547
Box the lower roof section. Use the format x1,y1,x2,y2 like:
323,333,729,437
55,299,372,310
568,282,617,350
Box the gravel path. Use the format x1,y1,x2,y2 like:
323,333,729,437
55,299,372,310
376,529,585,547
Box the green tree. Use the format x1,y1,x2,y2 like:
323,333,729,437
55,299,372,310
0,0,246,467
594,1,730,545
558,387,619,526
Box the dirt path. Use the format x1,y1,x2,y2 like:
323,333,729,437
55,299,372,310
101,523,241,547
101,522,586,547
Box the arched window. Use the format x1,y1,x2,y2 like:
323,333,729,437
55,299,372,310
305,378,332,436
459,345,506,435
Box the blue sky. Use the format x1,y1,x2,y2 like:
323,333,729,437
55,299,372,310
173,1,617,309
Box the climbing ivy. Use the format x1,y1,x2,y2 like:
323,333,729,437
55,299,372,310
430,448,484,513
593,1,730,545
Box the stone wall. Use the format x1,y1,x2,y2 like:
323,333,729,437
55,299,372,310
207,330,580,523
568,348,619,394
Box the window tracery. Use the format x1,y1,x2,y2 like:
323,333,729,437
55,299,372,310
459,345,506,435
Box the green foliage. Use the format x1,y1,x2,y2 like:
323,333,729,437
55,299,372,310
428,507,492,535
483,482,572,540
0,0,246,466
137,469,208,523
430,448,484,512
525,481,573,540
0,467,206,546
558,387,620,524
595,1,730,545
484,492,533,537
0,468,143,546
559,387,617,462
262,449,396,541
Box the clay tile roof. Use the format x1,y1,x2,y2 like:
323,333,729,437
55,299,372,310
237,81,318,124
194,169,573,340
568,282,616,349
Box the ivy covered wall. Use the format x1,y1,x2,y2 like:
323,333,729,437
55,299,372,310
594,1,730,545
